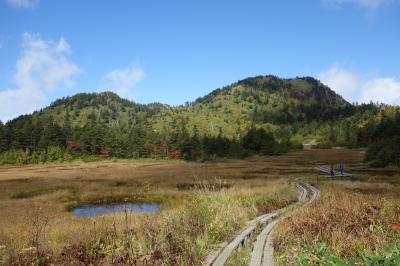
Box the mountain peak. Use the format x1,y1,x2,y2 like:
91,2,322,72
195,75,348,106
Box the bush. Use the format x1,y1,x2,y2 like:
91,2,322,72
0,149,30,165
242,128,281,155
365,137,400,167
275,185,400,265
0,147,74,165
315,141,334,149
82,155,102,163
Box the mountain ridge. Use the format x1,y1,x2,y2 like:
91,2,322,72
3,75,349,126
194,75,348,106
2,74,397,165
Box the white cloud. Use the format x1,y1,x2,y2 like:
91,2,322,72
0,87,45,122
99,64,145,99
7,0,37,8
360,78,400,105
0,33,81,122
319,65,400,105
319,64,359,100
322,0,393,10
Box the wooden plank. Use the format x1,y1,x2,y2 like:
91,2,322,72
261,182,320,266
211,212,279,266
211,225,255,266
262,222,277,266
204,212,277,266
249,219,279,266
204,182,316,266
251,183,313,266
202,241,228,266
295,183,308,202
314,165,353,177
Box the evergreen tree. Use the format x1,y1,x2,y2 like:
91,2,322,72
242,128,279,155
0,121,4,152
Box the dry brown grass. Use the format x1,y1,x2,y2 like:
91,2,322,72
0,148,397,265
0,180,296,265
0,149,364,229
274,180,400,264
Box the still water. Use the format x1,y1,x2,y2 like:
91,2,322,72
73,203,160,217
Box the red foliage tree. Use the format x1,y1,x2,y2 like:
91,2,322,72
100,148,112,157
168,150,182,158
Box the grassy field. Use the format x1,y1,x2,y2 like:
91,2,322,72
274,157,400,265
0,149,398,265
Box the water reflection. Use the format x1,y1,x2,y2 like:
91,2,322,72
73,203,160,217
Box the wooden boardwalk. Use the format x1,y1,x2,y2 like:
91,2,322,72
203,181,320,266
314,165,353,177
249,183,312,266
254,182,320,266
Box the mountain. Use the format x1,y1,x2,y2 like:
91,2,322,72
3,75,353,139
30,91,167,128
150,76,353,139
195,76,348,106
1,75,398,166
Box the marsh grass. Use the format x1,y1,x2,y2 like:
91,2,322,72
0,178,296,265
1,148,395,265
274,180,400,265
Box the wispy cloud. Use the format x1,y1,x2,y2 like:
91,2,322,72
319,64,360,101
322,0,394,11
360,78,400,104
99,64,145,99
0,33,81,122
6,0,37,8
319,64,400,105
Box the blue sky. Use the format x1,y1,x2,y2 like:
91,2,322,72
0,0,399,121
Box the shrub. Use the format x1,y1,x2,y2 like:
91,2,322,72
275,183,400,265
0,147,74,165
365,137,400,167
0,149,30,165
315,141,334,149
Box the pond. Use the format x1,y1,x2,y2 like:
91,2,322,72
73,203,160,217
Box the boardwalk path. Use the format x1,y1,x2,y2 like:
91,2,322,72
203,181,320,266
314,165,352,177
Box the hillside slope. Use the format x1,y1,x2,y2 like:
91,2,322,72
1,75,394,163
35,91,167,128
151,76,352,138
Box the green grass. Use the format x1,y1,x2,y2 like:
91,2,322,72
0,184,297,265
225,230,259,266
278,239,400,266
1,149,397,265
274,179,400,265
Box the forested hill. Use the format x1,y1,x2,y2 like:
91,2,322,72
32,91,167,127
152,76,353,139
0,75,398,166
195,76,348,106
3,75,351,136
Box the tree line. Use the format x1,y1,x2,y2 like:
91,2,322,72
1,103,399,167
362,109,400,167
0,80,399,167
0,115,296,164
